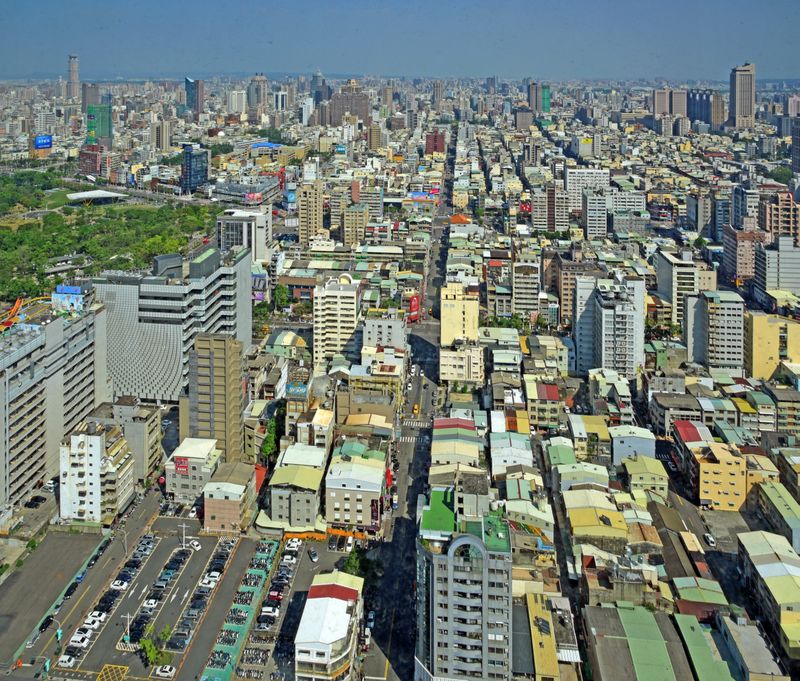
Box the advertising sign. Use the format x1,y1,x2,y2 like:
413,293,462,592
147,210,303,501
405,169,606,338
51,291,84,315
335,144,346,154
56,284,82,295
251,273,267,301
174,457,190,476
34,135,53,149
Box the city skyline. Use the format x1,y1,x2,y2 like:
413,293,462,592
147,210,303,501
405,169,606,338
1,0,799,81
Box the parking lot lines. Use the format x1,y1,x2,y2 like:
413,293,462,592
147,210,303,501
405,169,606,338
96,664,128,681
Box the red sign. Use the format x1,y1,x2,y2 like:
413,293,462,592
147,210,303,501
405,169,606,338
409,295,419,313
174,457,189,476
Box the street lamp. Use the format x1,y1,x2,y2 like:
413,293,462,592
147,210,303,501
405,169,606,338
119,529,128,555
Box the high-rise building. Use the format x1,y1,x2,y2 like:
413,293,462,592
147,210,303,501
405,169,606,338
247,74,269,110
754,236,800,300
655,250,718,325
342,203,369,247
297,180,325,246
729,62,757,129
528,82,550,113
92,248,252,402
67,54,79,100
546,185,569,231
228,90,246,114
216,208,272,261
181,143,209,194
183,334,245,463
330,79,370,125
432,80,444,111
313,274,361,374
792,119,800,174
150,119,172,152
425,130,445,155
722,223,769,284
688,89,726,130
564,167,610,211
86,102,113,149
511,249,541,317
732,184,760,228
684,290,745,375
366,123,382,151
670,89,688,117
185,77,205,116
744,311,800,380
0,286,110,524
758,190,800,240
81,82,100,114
59,421,135,526
415,490,513,681
440,282,479,346
582,188,608,239
652,88,670,116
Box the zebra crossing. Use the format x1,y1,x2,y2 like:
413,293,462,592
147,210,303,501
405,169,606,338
402,419,430,429
398,436,417,443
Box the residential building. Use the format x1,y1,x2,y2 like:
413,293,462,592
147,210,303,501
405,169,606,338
415,489,513,681
216,209,272,262
732,184,760,228
622,455,668,497
759,190,800,240
440,282,479,346
363,309,406,350
545,185,569,231
343,203,370,247
295,572,364,681
93,248,252,402
755,236,800,300
564,167,610,212
713,612,790,681
654,249,717,326
0,287,109,525
722,223,769,284
325,442,385,534
313,274,361,374
268,455,325,530
59,421,135,526
440,343,485,385
66,54,79,100
524,378,561,431
688,89,726,130
164,438,222,504
763,385,800,436
729,62,756,129
582,188,608,239
793,119,800,174
203,462,256,533
688,442,746,511
744,312,800,380
684,290,745,375
511,251,541,318
150,119,172,152
756,482,800,553
183,334,245,463
329,79,370,125
298,180,325,246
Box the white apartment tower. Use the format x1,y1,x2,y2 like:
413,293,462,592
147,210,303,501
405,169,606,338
564,167,610,212
313,274,361,375
684,290,745,376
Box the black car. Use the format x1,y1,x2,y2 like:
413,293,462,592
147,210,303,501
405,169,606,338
327,536,337,551
208,561,226,572
256,614,275,625
175,550,191,559
64,646,84,658
38,615,53,633
124,559,141,570
87,555,98,568
63,582,78,599
24,498,43,509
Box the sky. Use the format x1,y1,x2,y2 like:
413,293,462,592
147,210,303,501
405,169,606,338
1,0,798,82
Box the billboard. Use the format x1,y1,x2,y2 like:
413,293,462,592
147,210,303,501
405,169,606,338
335,144,346,154
56,284,82,295
174,457,189,476
34,135,52,149
252,273,267,301
51,291,84,315
286,191,296,203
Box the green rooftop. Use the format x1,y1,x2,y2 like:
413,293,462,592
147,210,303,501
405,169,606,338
546,443,576,467
480,511,511,553
672,577,729,606
673,614,735,681
617,606,675,681
192,248,216,263
760,482,800,531
420,488,456,534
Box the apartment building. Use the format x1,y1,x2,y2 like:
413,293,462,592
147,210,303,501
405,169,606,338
0,287,110,525
440,282,479,346
440,343,485,385
202,462,256,533
415,488,513,681
688,442,746,511
755,237,800,301
343,203,370,247
759,190,800,240
654,249,717,326
363,309,406,350
216,208,272,262
59,421,135,526
313,274,361,375
93,248,251,402
582,188,608,239
165,438,222,504
545,185,569,231
722,223,769,284
298,180,325,246
564,167,610,212
744,312,800,380
684,290,745,375
763,385,800,437
511,252,541,318
325,444,385,534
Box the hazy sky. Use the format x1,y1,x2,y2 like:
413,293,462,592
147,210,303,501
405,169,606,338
1,0,797,82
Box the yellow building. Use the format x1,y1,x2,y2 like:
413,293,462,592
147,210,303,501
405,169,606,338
440,282,479,346
744,311,800,380
689,442,746,511
622,455,669,498
342,203,369,247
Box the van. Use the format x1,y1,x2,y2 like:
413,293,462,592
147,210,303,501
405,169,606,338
345,536,354,552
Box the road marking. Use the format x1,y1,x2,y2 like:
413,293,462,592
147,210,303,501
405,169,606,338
181,589,189,603
383,608,396,678
96,664,128,681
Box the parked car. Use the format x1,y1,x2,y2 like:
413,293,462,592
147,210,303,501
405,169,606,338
280,555,297,566
309,549,319,563
39,615,54,633
58,655,76,669
155,665,176,678
189,540,202,551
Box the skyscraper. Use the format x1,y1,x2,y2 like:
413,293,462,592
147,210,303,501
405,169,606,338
86,102,113,149
729,62,756,129
528,82,551,113
150,119,172,152
180,144,209,194
297,180,324,245
329,79,370,125
81,83,100,114
228,90,246,114
432,80,444,111
185,77,205,116
247,74,269,110
684,291,745,375
688,89,726,130
67,54,79,100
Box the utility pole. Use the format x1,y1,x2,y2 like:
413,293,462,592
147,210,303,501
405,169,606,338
122,613,133,643
178,522,189,549
120,529,128,555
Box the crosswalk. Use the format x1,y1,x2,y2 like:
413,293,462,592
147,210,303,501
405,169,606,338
402,419,430,429
398,436,416,443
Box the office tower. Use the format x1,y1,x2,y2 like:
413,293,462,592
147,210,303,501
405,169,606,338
330,79,370,125
684,291,745,375
81,82,100,113
425,130,445,155
688,89,727,130
297,180,324,245
652,88,670,116
313,274,361,374
432,80,444,110
247,74,269,110
185,77,205,116
528,82,550,114
564,167,610,211
150,119,172,152
415,490,513,681
514,108,533,130
793,119,800,174
654,250,717,326
343,203,369,247
216,208,272,261
0,286,109,524
582,188,608,239
440,282,479,346
729,62,756,129
732,184,760,228
486,75,497,94
181,143,209,194
758,190,800,240
367,123,382,151
527,81,537,110
670,89,687,117
511,250,541,317
184,334,245,463
86,102,113,148
273,91,288,111
754,236,800,299
59,422,135,526
67,54,79,100
744,311,800,379
228,90,246,114
92,248,252,403
546,185,569,231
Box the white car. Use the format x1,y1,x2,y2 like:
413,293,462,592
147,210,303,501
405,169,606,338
703,533,717,548
88,611,107,622
345,536,354,552
206,571,222,581
286,538,302,549
68,635,90,649
261,606,280,618
144,598,159,609
189,540,202,551
110,580,129,591
155,665,176,678
58,655,76,669
199,578,217,589
188,507,198,518
280,555,297,565
83,618,101,630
